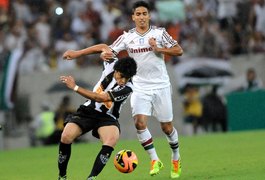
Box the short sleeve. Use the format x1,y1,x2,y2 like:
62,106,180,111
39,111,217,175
109,32,127,55
108,86,133,102
161,28,178,48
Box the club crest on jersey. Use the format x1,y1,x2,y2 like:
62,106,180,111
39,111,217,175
139,38,144,44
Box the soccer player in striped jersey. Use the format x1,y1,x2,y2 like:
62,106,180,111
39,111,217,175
57,45,137,180
102,1,183,178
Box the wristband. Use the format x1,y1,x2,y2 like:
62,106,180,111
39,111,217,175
74,85,79,92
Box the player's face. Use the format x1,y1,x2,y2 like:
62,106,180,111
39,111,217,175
114,71,130,86
247,71,255,81
132,6,150,29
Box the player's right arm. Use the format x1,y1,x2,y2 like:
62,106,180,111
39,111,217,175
60,75,112,102
102,33,127,60
63,44,112,60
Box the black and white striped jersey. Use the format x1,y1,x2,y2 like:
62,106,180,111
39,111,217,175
81,59,134,120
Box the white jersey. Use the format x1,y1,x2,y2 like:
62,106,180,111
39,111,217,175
110,26,178,90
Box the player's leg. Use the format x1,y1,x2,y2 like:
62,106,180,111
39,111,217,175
153,87,181,178
134,114,164,176
87,125,119,179
160,122,181,178
58,122,82,179
131,91,162,176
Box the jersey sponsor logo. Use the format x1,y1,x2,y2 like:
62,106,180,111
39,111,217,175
114,94,130,101
128,47,153,53
112,86,131,101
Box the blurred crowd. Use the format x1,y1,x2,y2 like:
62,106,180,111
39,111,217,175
0,0,265,74
181,67,263,135
29,95,75,146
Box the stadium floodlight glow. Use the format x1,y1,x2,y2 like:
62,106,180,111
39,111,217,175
55,7,63,15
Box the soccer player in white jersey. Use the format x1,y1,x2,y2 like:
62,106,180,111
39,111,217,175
57,44,137,180
104,1,183,178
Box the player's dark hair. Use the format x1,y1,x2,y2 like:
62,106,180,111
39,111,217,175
132,1,150,14
114,57,137,79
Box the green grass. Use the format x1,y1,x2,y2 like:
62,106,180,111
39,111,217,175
1,130,265,180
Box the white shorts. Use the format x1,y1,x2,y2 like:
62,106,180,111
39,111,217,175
130,86,173,122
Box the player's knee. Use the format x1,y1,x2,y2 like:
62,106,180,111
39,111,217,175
134,118,147,129
162,128,172,135
161,122,173,135
60,131,75,144
103,136,118,147
134,121,146,130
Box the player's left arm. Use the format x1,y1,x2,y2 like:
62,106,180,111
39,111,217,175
149,37,183,56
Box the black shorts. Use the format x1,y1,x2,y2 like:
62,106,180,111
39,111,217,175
65,106,120,139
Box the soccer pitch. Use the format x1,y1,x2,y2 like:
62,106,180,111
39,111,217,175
0,130,265,180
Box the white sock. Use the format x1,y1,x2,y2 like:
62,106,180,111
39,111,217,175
137,128,159,160
166,127,180,160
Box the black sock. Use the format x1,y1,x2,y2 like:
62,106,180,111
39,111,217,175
88,145,114,178
58,142,71,177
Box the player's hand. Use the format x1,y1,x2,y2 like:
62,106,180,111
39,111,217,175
149,37,157,47
100,51,114,61
63,50,78,60
60,75,76,90
149,37,159,52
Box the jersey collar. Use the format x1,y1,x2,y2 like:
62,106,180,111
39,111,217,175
136,26,151,37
